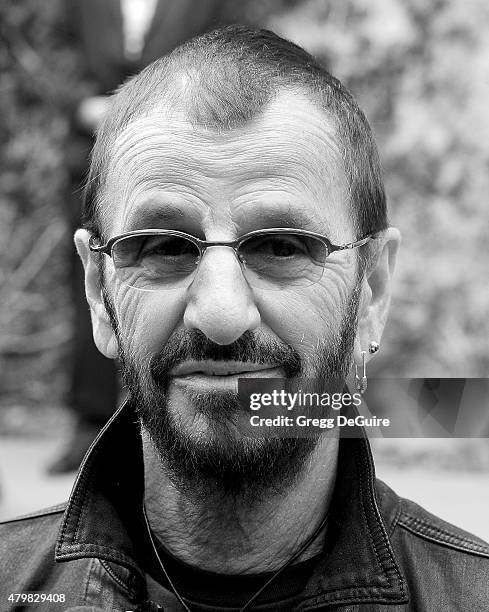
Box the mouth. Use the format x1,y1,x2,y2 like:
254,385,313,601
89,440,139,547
170,362,285,391
170,361,284,377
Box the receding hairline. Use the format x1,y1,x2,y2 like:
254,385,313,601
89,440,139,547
116,80,338,133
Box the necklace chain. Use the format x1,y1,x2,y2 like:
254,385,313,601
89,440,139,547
142,503,329,612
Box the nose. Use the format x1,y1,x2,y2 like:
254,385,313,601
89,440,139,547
183,246,261,345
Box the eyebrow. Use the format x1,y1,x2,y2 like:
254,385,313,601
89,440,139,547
238,207,327,234
125,204,189,231
125,202,328,235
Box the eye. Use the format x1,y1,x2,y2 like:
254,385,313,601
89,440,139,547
249,235,308,258
140,235,196,257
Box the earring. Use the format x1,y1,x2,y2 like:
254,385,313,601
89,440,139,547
355,351,367,394
355,342,379,393
369,341,380,354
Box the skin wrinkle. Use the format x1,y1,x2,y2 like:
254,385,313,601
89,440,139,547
143,424,305,555
77,89,400,574
109,223,355,361
103,94,348,240
92,85,335,235
121,188,331,244
107,137,339,197
111,142,332,188
125,194,327,240
110,232,355,381
114,180,346,246
141,430,338,563
111,171,329,239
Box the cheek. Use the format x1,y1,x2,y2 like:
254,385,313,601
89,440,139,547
112,283,186,358
256,257,356,354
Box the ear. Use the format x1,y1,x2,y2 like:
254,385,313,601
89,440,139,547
74,229,119,359
353,227,401,365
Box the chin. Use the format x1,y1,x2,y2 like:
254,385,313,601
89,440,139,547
143,387,316,500
166,386,250,443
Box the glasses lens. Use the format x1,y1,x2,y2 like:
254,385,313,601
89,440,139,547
111,233,200,290
239,232,328,288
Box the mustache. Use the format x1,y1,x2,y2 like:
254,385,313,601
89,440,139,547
149,329,302,387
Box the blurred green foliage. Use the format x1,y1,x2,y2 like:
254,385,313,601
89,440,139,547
1,0,488,409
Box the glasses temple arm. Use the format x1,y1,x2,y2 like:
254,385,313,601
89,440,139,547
332,233,378,251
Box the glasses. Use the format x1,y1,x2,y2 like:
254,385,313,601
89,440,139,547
89,228,377,291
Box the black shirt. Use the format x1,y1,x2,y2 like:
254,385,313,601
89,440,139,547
146,534,323,610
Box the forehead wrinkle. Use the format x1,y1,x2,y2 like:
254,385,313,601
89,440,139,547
108,128,341,215
106,151,215,233
231,184,329,229
103,91,348,234
119,191,215,237
108,92,343,183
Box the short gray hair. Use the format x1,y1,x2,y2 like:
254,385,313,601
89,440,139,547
83,25,388,244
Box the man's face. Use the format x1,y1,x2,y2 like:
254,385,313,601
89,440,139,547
94,91,364,493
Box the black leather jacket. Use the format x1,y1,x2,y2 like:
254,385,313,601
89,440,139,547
1,402,488,611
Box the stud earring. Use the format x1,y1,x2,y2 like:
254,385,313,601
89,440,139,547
369,341,380,354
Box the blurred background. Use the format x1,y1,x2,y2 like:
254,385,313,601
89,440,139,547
0,0,488,537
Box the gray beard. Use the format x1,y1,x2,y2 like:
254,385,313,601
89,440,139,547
105,285,360,502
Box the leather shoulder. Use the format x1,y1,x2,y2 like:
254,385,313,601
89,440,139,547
375,477,489,557
396,495,489,558
375,479,489,608
0,501,67,524
0,504,64,559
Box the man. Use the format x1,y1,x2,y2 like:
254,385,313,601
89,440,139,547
1,26,488,611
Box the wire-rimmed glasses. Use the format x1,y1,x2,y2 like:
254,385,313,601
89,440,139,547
89,228,376,291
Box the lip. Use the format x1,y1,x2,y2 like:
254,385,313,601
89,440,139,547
170,361,281,377
170,365,285,392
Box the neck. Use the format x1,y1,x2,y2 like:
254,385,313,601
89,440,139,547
143,432,339,574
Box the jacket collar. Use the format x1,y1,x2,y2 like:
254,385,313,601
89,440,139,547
55,400,408,607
